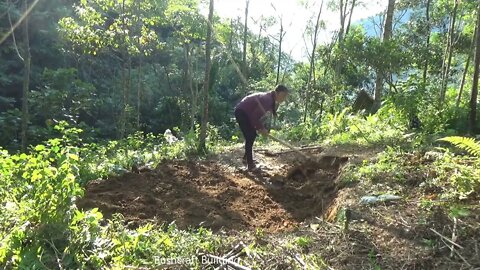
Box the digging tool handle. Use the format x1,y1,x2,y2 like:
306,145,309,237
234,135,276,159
266,134,309,159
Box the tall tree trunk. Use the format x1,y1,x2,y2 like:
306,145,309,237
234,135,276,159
374,0,395,105
118,0,129,139
345,0,356,37
250,19,261,67
440,0,459,103
276,19,284,85
163,65,173,93
185,44,197,131
127,56,132,128
338,0,346,43
457,29,476,110
457,54,471,109
228,18,235,55
334,0,346,78
334,0,356,81
242,0,249,93
199,0,214,151
304,0,323,122
119,56,132,138
469,3,480,134
21,0,31,152
423,0,432,84
119,61,126,139
136,57,143,129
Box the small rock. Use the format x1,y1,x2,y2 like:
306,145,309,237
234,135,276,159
360,194,402,205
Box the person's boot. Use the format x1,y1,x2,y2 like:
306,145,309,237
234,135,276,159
242,155,256,165
247,162,261,172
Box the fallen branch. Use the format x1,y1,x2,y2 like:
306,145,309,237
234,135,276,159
452,248,472,268
216,253,244,270
476,241,479,261
293,253,307,268
430,228,464,249
45,239,65,270
440,239,472,268
215,243,246,270
397,215,411,229
450,217,458,258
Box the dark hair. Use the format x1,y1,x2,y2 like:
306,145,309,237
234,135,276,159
272,85,288,116
275,84,289,93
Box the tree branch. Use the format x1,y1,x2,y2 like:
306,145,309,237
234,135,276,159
6,0,24,62
0,0,40,45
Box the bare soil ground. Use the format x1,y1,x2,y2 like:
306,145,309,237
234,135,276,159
78,145,351,232
77,144,480,269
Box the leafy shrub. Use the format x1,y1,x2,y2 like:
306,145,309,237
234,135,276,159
432,150,480,199
0,134,83,267
342,146,407,183
0,121,229,268
66,212,223,269
280,103,407,145
341,146,480,200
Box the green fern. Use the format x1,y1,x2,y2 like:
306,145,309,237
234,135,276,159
439,136,480,157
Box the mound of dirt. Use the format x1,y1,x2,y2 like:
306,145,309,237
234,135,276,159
77,150,349,232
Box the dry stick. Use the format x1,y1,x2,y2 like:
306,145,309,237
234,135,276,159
216,252,244,270
215,244,246,270
203,254,252,270
45,239,65,270
397,214,412,229
452,249,472,268
430,228,464,249
440,238,472,268
292,253,307,269
476,241,479,260
450,217,458,258
217,254,243,270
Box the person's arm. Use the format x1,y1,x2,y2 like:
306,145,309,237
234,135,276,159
251,96,272,136
249,110,267,133
251,114,269,136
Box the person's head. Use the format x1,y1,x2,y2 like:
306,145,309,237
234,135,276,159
274,84,289,103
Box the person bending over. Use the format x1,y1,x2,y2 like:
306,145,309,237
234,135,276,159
234,85,289,171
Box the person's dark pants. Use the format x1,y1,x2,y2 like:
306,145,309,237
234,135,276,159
234,108,257,168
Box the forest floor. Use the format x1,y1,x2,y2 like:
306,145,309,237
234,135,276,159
78,144,480,269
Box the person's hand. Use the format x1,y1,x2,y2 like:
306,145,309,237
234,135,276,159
258,129,269,136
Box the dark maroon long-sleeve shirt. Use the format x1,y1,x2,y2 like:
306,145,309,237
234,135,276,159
235,91,275,130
